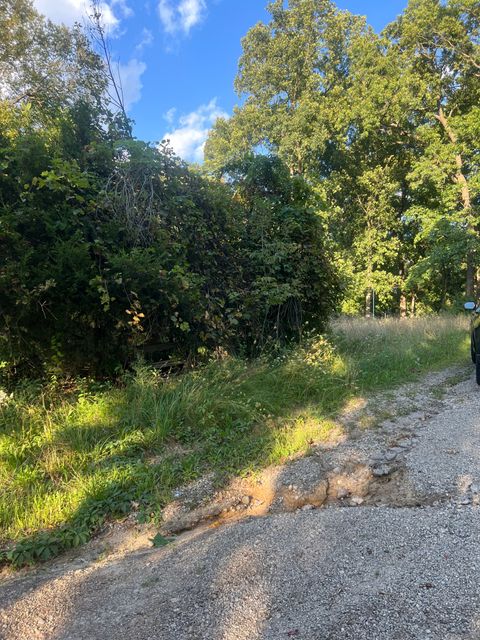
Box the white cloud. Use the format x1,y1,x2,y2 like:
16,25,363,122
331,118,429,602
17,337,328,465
136,27,154,51
117,58,147,111
33,0,129,33
158,0,206,35
111,0,133,18
163,107,177,124
162,98,228,162
158,0,175,32
178,0,205,32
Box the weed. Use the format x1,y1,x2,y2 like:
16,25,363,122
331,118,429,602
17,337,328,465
0,316,469,567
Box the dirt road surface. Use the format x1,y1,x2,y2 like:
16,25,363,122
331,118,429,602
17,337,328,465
2,366,480,640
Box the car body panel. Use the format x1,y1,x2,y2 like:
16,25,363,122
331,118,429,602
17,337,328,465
472,315,480,354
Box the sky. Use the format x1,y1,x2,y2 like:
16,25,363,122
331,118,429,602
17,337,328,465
33,0,408,162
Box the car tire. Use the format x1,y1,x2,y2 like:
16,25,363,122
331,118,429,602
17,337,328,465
476,355,480,386
472,337,476,364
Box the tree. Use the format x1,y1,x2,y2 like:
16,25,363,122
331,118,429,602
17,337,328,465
206,0,367,177
206,0,410,315
0,0,107,115
0,0,341,378
206,0,480,313
388,0,480,297
225,154,339,345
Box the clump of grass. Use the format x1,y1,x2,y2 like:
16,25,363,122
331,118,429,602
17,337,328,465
331,315,469,388
0,315,469,566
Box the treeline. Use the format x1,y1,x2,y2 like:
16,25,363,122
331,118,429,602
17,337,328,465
0,0,338,378
205,0,480,316
1,0,479,379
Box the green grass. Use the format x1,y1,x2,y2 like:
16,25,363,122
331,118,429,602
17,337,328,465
0,315,469,566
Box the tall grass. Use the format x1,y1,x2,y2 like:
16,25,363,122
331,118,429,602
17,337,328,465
331,315,469,388
0,315,469,566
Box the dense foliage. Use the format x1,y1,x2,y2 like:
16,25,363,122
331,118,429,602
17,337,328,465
0,0,475,568
0,0,338,378
1,0,479,377
205,0,480,316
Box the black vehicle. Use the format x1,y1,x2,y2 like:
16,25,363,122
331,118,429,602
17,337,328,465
465,301,480,384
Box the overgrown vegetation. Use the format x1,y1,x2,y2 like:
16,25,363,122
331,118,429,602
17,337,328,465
0,0,478,567
0,316,469,567
0,2,338,380
206,0,480,314
1,0,479,379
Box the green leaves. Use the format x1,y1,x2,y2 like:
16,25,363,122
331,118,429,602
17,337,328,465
0,83,338,378
150,533,173,548
206,0,480,315
1,526,91,567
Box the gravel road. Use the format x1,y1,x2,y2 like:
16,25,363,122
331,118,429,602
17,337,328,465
2,366,480,640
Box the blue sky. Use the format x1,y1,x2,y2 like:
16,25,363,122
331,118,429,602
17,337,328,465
34,0,408,161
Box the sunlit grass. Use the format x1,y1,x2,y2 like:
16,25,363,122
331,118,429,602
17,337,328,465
0,315,469,566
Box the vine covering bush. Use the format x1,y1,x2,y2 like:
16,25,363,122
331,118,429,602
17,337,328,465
0,2,338,378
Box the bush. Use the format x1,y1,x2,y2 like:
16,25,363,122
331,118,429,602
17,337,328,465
0,118,339,378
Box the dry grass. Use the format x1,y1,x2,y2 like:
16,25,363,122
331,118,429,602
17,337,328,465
331,315,468,341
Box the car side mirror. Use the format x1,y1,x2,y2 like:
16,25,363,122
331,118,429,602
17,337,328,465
465,302,476,311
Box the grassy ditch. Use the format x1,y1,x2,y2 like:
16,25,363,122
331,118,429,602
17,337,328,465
0,315,469,566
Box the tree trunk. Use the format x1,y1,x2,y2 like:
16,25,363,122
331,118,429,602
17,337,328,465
400,295,407,318
410,294,416,317
365,288,372,318
476,268,480,298
435,106,474,297
467,258,475,299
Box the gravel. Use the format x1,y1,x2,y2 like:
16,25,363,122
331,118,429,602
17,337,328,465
2,367,480,640
2,506,480,640
404,384,480,500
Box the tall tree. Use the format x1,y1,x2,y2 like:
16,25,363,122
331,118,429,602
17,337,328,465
205,0,367,177
0,0,107,114
206,0,480,313
388,0,480,297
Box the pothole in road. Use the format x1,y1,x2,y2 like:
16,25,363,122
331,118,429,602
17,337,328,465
159,459,438,537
